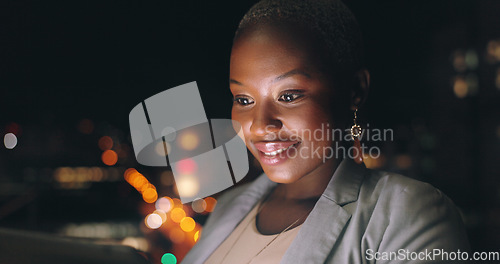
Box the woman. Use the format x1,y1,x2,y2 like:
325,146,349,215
183,0,470,263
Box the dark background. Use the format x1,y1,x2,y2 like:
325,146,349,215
1,0,499,262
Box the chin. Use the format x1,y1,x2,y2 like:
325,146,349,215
258,161,307,184
263,171,299,184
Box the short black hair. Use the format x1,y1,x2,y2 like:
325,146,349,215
235,0,364,75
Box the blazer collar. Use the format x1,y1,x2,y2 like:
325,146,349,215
280,158,367,263
322,157,367,205
184,158,366,264
182,174,277,263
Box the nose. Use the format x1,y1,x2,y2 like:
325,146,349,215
249,102,282,137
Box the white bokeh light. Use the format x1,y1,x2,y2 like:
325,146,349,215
4,133,17,149
145,213,163,229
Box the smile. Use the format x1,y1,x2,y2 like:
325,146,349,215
262,143,297,156
253,141,301,165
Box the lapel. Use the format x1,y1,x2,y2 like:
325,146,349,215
185,174,277,264
183,159,366,264
280,158,366,263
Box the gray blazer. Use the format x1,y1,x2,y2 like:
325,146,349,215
182,159,470,263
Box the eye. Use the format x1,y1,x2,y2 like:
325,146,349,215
278,93,303,102
233,96,254,106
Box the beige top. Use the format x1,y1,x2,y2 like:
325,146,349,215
204,201,302,264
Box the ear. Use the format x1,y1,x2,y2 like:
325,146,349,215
351,69,370,110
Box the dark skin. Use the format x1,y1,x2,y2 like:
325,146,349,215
230,22,369,235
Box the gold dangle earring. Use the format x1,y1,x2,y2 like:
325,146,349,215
351,108,364,164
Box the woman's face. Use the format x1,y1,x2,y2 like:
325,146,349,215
230,23,341,184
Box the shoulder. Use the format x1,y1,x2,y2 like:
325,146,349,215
359,168,463,224
356,168,470,252
360,168,452,208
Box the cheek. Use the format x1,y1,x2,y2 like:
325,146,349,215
286,105,331,129
282,107,334,148
231,107,244,127
231,109,252,142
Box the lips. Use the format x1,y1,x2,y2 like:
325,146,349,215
254,141,300,156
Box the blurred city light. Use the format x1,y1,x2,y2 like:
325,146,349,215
465,73,479,95
155,141,169,156
122,237,149,252
154,210,168,223
145,213,163,229
452,50,466,72
362,154,386,169
101,149,118,166
453,76,468,98
52,167,121,189
60,222,138,239
487,40,500,63
124,168,159,204
4,133,18,149
161,253,177,264
395,154,413,169
465,49,479,70
175,174,199,197
179,131,199,150
169,208,186,223
175,158,197,175
180,217,195,232
124,168,137,181
204,197,217,212
191,198,207,213
193,230,200,242
5,122,21,135
132,175,148,188
142,186,158,203
171,198,183,209
156,197,174,213
98,136,113,151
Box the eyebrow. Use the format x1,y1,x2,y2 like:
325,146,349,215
229,79,242,85
273,69,312,83
229,68,312,86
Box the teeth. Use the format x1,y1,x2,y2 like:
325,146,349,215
263,144,295,156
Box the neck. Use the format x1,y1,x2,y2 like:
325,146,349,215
272,158,338,201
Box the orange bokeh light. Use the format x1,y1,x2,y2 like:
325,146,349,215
171,198,183,209
98,136,113,151
180,217,196,232
142,188,158,203
170,208,186,223
179,132,199,151
132,175,147,188
123,168,139,184
156,197,174,213
204,197,217,212
194,230,200,242
101,150,118,166
123,168,159,204
139,183,155,193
